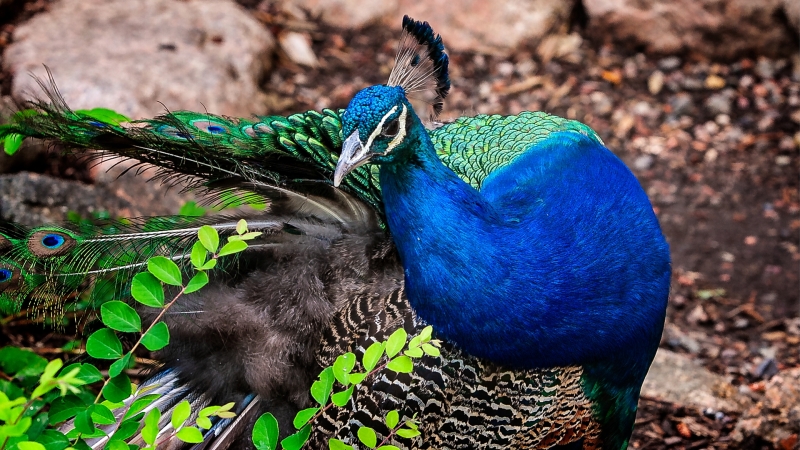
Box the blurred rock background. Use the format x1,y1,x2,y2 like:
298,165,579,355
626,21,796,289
0,0,798,448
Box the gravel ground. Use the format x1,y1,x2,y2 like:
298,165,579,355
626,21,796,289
1,2,798,449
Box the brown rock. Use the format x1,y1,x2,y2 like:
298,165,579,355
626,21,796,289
4,0,274,119
398,0,573,54
641,349,752,413
583,0,799,59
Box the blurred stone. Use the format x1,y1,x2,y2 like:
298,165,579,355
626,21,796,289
658,56,682,71
285,0,396,28
705,90,735,115
278,31,319,67
0,172,183,226
633,154,654,170
670,93,694,116
642,349,752,413
648,70,664,94
583,0,799,59
399,0,572,54
4,0,274,119
704,74,725,89
536,33,583,64
755,57,776,79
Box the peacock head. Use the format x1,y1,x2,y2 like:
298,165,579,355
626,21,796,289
333,16,450,187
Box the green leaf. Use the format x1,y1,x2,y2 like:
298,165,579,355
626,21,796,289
362,342,384,372
102,374,131,403
292,407,318,429
48,396,87,424
131,272,165,307
85,328,123,359
386,356,413,374
200,259,217,270
190,241,208,269
421,343,440,357
236,219,247,235
0,347,47,378
147,256,183,286
357,426,377,449
101,301,141,332
3,133,23,155
179,201,206,217
111,419,140,442
104,441,129,450
280,425,311,450
142,409,161,446
34,429,69,450
90,404,116,425
17,442,45,450
418,326,433,342
385,410,399,429
385,328,407,358
379,445,401,450
198,225,219,253
141,322,170,351
330,386,354,407
395,428,421,439
171,401,191,429
74,406,96,434
332,353,356,386
184,271,209,294
176,427,203,444
217,240,247,257
59,363,102,385
74,107,130,124
403,347,423,358
310,367,334,405
108,352,133,378
347,372,367,385
252,413,279,450
328,439,355,450
123,394,160,421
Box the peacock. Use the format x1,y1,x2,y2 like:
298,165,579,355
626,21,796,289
0,16,670,450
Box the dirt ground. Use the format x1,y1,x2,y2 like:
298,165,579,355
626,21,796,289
0,1,798,449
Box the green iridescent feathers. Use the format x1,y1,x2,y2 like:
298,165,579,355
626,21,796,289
0,88,600,316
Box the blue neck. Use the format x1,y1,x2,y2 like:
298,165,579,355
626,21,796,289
378,123,669,374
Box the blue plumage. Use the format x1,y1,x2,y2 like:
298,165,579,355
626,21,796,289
335,49,670,447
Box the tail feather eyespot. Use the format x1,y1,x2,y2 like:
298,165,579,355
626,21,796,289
28,230,76,257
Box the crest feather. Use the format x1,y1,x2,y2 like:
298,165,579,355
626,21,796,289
387,16,451,117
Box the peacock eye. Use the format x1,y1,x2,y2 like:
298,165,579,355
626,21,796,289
382,118,400,137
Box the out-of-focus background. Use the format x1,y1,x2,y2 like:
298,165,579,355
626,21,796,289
0,0,798,448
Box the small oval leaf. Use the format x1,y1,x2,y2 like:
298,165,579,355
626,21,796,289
198,225,219,253
101,301,141,333
357,426,377,449
385,328,407,358
217,240,247,257
386,356,413,374
85,328,122,360
131,272,164,307
184,271,209,294
252,413,279,450
142,322,170,351
148,256,183,286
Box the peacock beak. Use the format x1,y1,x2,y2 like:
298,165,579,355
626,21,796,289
334,130,371,187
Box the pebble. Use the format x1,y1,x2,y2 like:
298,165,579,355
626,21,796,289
682,77,704,90
739,75,754,89
755,57,775,79
634,154,654,170
705,92,733,115
658,56,682,71
648,70,665,94
715,114,730,126
705,74,726,89
590,91,613,115
670,93,694,116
